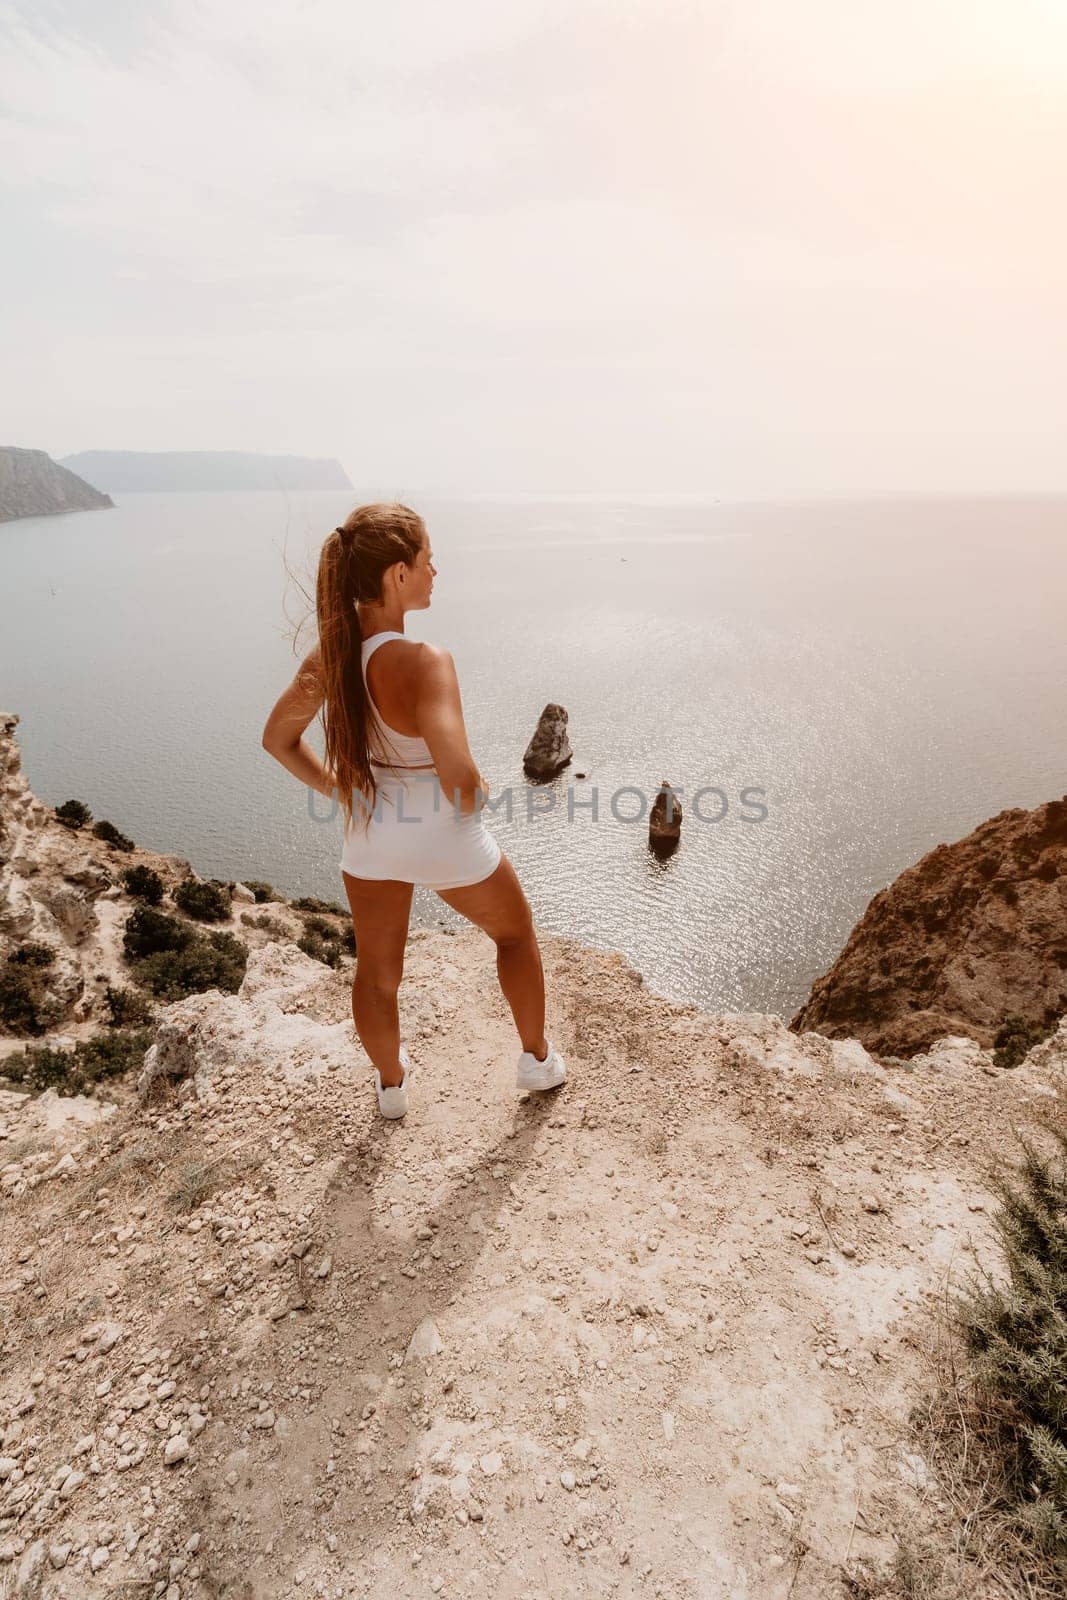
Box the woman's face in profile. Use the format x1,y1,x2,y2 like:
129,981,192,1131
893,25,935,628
411,529,437,608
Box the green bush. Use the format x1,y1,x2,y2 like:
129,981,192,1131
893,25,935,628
104,983,155,1027
54,799,92,830
92,819,135,852
173,877,231,922
241,910,289,936
8,942,56,968
0,943,59,1035
121,864,165,904
994,1014,1057,1071
2,1026,154,1094
123,905,192,960
297,930,338,968
243,880,276,903
297,913,356,968
953,1123,1067,1572
0,967,44,1034
292,895,346,916
129,929,247,1000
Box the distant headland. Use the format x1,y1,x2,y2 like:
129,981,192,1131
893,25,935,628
58,450,353,493
0,446,113,524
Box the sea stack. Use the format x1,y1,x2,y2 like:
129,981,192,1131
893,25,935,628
522,704,573,780
649,781,683,855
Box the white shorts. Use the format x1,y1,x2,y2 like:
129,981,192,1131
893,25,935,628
340,769,502,891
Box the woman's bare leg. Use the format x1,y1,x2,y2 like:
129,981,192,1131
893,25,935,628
341,873,414,1087
434,855,548,1059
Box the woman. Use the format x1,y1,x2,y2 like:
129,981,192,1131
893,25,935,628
261,502,566,1120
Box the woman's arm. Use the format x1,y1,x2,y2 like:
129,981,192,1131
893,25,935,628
261,648,337,800
414,646,489,815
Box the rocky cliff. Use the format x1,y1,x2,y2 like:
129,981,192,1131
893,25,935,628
0,447,113,524
1,710,1065,1597
791,797,1067,1058
58,451,353,494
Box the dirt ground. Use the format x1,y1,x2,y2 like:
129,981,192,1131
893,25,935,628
3,917,1064,1600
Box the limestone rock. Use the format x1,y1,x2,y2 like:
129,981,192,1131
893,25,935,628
406,1317,444,1362
791,795,1067,1057
648,782,683,852
522,704,573,780
137,942,358,1099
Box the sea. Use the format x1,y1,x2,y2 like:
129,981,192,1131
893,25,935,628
3,491,1065,1020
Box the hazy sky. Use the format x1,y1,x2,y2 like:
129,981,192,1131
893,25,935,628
2,0,1065,494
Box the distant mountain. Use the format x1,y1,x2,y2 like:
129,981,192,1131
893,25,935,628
0,446,113,524
58,451,353,493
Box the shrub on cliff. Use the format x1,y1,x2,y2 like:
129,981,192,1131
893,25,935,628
104,983,155,1027
3,1026,154,1094
7,942,55,967
54,799,92,830
242,880,276,903
173,877,231,922
121,903,246,998
292,895,346,916
0,942,62,1035
121,864,164,904
130,930,247,1000
297,914,356,968
241,910,289,936
951,1124,1067,1572
92,818,135,852
123,905,191,960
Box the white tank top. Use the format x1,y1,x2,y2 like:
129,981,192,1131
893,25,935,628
361,631,436,771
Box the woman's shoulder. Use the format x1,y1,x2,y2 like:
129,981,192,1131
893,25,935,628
365,632,444,655
414,640,458,677
365,636,459,697
381,637,452,671
368,637,454,696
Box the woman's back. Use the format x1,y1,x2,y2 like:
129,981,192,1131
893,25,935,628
361,631,435,770
343,625,500,892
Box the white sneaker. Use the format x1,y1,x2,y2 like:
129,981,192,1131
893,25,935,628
374,1046,413,1119
516,1040,567,1094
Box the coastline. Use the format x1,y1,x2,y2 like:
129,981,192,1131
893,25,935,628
3,705,1067,1591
